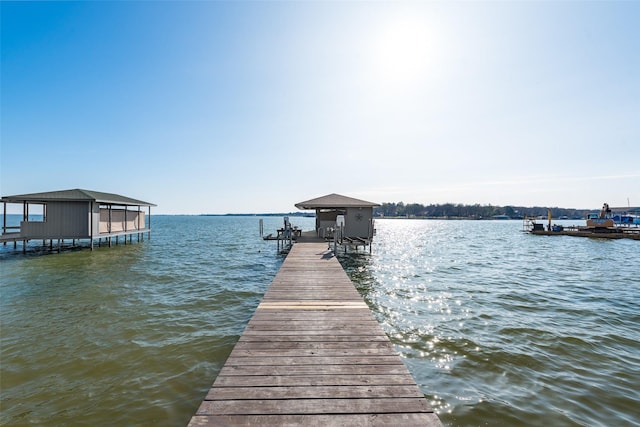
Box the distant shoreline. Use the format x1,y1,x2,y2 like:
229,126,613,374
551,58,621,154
198,212,315,217
145,214,583,221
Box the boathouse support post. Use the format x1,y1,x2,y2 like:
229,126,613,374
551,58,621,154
137,206,141,242
90,201,94,251
21,203,28,252
108,204,112,247
123,207,127,245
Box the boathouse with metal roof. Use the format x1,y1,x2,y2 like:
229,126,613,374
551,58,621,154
1,189,156,251
295,193,379,242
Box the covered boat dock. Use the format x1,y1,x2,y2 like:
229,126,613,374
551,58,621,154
1,188,156,252
295,193,379,252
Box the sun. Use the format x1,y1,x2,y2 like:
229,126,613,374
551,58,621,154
369,16,436,91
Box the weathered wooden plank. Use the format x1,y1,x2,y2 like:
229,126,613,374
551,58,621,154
237,334,391,343
206,384,425,400
253,310,373,315
188,413,442,427
258,300,366,306
252,309,374,317
229,343,396,353
223,355,403,366
229,345,398,358
248,318,378,325
212,373,420,387
249,314,377,320
271,275,351,280
218,364,413,376
240,329,385,336
259,300,366,305
245,324,383,332
196,397,432,415
231,341,395,350
246,319,378,327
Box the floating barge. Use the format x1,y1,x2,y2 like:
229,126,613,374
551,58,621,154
524,204,640,240
526,224,640,240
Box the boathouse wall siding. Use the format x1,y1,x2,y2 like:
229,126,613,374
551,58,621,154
315,208,373,238
21,201,89,239
344,207,373,238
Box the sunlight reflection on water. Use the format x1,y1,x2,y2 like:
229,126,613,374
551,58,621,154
339,219,640,426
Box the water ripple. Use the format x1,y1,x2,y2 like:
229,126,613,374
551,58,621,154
1,215,314,426
339,219,640,427
3,217,638,426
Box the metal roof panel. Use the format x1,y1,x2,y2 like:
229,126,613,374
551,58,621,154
295,193,379,209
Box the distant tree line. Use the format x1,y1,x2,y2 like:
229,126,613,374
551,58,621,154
374,202,591,219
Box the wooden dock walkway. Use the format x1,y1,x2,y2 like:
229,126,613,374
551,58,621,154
188,241,442,426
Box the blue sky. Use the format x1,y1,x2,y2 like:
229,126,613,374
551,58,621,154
2,1,638,214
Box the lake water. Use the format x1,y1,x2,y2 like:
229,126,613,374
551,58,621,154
1,216,639,426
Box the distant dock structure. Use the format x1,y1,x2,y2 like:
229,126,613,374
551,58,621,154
1,189,155,252
261,193,380,253
295,193,379,253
